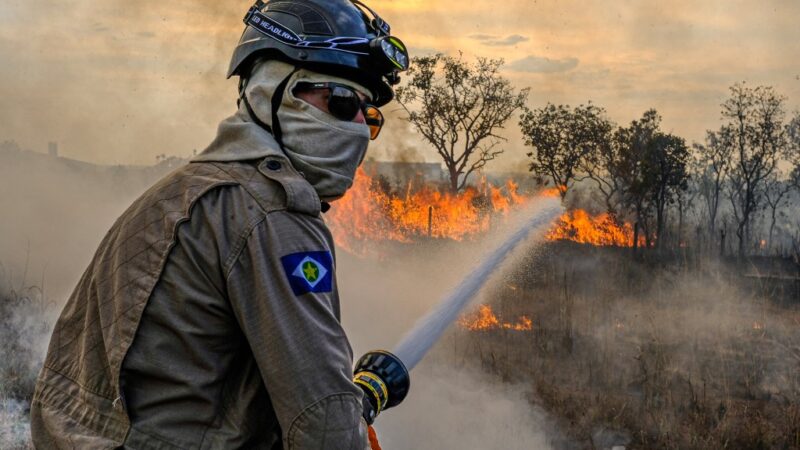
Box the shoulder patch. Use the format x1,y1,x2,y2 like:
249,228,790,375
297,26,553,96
280,251,334,295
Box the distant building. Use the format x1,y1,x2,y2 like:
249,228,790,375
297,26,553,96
48,142,58,157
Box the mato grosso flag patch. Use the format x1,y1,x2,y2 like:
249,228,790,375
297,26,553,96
280,251,334,296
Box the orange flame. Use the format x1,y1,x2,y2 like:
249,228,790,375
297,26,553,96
326,168,527,254
326,168,641,252
458,304,533,331
546,209,640,247
540,185,567,198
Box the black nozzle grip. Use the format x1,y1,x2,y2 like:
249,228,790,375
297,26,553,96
353,350,410,421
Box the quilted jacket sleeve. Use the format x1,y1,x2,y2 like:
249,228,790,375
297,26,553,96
226,209,368,450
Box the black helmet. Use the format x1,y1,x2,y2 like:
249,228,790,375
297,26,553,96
229,0,409,107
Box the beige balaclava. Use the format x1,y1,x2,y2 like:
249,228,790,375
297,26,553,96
244,59,372,202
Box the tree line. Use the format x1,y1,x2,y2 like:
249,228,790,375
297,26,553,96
397,54,800,257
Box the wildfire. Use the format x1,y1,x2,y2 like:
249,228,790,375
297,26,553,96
326,168,641,253
546,209,639,247
540,185,567,198
458,304,533,331
326,167,527,254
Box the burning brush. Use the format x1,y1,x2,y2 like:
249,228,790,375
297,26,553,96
352,196,562,425
344,175,637,426
458,304,533,331
327,168,641,254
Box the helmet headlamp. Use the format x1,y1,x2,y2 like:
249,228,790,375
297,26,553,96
372,36,409,72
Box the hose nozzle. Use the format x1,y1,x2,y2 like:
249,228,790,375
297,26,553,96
353,350,410,423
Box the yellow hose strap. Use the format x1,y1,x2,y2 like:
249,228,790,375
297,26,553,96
354,371,389,414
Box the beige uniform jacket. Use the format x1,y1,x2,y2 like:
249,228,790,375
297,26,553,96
30,111,368,449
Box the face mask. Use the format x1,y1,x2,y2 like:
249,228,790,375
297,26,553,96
245,60,371,201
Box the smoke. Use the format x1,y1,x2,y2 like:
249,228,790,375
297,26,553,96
366,107,438,166
0,398,30,450
4,146,799,448
0,146,178,299
2,0,799,446
0,0,246,165
0,149,562,448
473,243,800,448
0,267,52,449
337,201,559,354
376,361,555,450
0,0,542,172
337,219,564,449
392,199,561,369
336,202,565,448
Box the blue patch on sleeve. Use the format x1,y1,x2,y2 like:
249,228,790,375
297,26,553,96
280,251,334,296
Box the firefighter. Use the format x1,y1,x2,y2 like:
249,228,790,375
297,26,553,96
30,0,409,448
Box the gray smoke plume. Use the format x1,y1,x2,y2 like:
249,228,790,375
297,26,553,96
0,398,31,450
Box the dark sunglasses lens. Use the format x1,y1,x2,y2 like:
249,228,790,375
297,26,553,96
364,106,384,140
328,86,361,121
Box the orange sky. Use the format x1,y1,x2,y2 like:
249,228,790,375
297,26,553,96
1,0,798,170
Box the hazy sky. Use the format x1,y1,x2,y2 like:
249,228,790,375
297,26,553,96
1,0,798,170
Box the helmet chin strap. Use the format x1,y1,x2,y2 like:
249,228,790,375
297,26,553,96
240,68,299,150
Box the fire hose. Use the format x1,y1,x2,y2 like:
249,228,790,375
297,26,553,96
353,199,562,424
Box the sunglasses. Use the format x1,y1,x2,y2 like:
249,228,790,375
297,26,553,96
294,82,385,140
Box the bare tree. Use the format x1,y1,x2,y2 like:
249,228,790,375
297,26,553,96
722,83,787,257
648,132,690,249
788,111,800,161
762,172,794,253
674,176,699,249
519,103,613,199
693,129,733,240
580,124,625,215
789,111,800,183
781,112,800,251
396,54,529,192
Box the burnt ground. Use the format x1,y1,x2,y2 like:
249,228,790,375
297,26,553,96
443,242,800,450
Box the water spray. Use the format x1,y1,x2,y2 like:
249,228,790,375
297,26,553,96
354,198,562,421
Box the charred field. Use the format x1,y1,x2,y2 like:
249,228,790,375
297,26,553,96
447,242,800,449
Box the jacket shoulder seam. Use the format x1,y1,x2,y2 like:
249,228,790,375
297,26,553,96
208,161,286,214
223,212,268,279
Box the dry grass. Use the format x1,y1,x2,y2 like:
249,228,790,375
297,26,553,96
0,271,51,449
450,243,800,449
